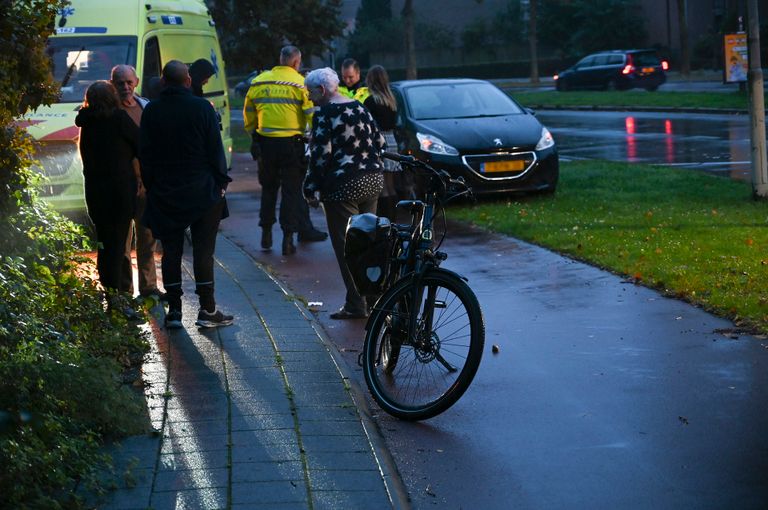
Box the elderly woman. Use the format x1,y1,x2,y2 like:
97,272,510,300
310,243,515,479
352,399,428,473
304,67,386,320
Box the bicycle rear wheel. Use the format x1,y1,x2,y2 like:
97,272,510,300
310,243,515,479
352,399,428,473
363,268,484,420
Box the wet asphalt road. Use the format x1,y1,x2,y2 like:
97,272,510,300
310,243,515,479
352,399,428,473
232,89,751,181
535,110,751,180
221,154,768,509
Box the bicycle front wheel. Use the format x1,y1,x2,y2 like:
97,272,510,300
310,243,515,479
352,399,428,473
363,268,485,420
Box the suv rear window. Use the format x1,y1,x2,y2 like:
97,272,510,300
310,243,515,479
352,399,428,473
632,52,661,66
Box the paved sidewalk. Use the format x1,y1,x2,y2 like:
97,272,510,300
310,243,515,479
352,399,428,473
97,236,406,509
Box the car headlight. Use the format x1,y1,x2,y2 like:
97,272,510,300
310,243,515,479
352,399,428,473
417,132,459,156
535,127,555,151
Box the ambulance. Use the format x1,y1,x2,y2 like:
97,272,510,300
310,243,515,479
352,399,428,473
25,0,232,218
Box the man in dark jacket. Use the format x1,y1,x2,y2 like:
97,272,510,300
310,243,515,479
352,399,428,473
139,60,233,329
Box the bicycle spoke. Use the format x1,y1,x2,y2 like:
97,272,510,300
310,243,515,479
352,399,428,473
434,351,458,372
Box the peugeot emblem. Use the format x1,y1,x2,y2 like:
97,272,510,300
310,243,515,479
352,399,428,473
493,138,503,147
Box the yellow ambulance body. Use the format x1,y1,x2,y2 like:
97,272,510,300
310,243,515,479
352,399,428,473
25,0,232,217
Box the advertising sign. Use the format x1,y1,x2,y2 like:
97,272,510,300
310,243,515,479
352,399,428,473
724,32,748,83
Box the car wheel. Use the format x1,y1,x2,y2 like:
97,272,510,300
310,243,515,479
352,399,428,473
605,79,618,91
646,85,659,92
557,80,569,92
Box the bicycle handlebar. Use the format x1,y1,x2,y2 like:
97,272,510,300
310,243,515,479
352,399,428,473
381,151,415,164
381,151,470,197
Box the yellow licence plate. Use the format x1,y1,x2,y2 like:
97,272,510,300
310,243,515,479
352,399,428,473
483,160,524,173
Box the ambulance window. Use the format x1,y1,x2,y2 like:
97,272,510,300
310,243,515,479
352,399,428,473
142,37,161,99
47,36,137,103
157,34,226,97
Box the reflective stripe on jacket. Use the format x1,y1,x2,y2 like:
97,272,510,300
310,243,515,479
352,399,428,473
243,66,314,137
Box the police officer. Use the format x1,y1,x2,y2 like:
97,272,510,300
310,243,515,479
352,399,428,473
244,45,327,255
338,58,369,102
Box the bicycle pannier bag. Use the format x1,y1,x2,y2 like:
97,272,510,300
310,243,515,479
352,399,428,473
344,213,393,296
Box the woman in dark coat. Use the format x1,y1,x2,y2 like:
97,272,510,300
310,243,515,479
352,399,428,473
303,67,386,319
75,80,139,297
363,64,411,221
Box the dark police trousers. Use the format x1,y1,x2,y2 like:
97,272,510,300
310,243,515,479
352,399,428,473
256,133,312,234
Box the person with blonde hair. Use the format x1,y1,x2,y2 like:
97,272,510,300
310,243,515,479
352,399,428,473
363,64,411,220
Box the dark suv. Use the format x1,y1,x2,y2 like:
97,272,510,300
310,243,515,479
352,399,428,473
554,49,668,92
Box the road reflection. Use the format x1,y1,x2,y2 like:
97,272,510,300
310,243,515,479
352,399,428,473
537,110,751,180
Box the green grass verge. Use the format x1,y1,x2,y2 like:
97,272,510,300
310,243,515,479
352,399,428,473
509,90,749,110
228,93,244,110
232,128,250,153
227,94,250,153
450,160,768,333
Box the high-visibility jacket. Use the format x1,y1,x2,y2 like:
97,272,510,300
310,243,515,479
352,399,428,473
352,86,370,103
243,66,314,137
339,84,369,103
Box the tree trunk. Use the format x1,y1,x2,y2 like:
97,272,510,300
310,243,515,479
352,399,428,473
676,0,690,77
402,0,417,79
747,0,768,198
528,0,539,84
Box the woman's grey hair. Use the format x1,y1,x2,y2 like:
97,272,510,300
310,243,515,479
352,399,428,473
305,67,339,93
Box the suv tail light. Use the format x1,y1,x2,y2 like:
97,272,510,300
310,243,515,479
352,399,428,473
622,54,635,75
661,60,669,70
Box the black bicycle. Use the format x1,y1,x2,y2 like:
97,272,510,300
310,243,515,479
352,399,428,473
361,152,485,421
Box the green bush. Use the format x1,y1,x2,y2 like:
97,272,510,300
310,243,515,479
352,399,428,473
0,172,151,508
0,2,151,508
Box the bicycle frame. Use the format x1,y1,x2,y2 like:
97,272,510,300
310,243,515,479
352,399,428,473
372,158,454,349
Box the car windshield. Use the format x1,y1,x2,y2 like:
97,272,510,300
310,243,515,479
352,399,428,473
404,82,523,120
47,36,137,103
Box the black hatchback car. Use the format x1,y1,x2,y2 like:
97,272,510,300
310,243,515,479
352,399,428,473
390,79,559,196
554,49,668,91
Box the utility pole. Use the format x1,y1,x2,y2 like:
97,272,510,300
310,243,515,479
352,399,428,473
402,0,417,80
528,0,539,84
676,0,690,77
747,0,768,198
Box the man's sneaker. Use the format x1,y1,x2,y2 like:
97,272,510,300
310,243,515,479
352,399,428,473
165,310,183,329
195,309,234,328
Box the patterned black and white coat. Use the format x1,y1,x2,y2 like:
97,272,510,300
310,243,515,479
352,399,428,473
304,100,387,202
